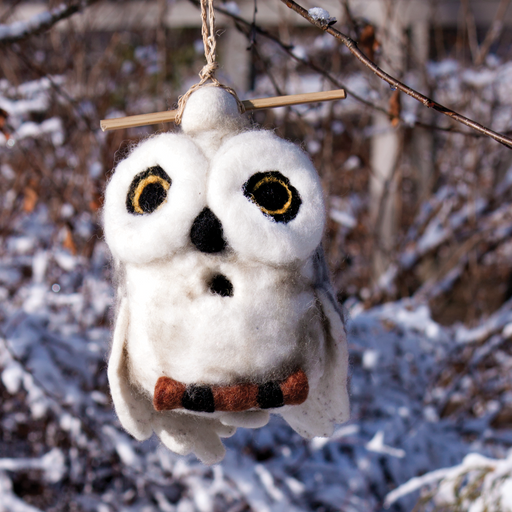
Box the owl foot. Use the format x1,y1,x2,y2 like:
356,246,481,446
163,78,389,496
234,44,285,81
153,368,309,413
152,413,232,465
219,410,270,428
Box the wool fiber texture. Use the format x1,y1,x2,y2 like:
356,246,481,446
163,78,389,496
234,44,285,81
104,87,349,464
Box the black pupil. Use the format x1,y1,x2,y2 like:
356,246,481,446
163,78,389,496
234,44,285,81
253,181,289,211
126,166,171,215
243,171,302,224
139,182,167,214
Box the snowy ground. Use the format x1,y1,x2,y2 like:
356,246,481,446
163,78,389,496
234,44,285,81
0,206,511,512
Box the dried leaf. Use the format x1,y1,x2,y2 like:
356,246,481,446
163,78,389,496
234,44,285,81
359,24,380,61
89,192,103,212
63,226,77,255
23,187,38,213
0,108,11,139
389,89,401,127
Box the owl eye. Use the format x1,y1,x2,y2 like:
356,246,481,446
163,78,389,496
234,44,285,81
243,171,301,223
126,166,171,215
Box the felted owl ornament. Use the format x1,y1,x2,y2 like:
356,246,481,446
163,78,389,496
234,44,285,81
103,86,349,464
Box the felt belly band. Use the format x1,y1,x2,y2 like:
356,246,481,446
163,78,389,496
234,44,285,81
153,368,309,413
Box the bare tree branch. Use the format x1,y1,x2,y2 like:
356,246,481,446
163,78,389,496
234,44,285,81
0,0,100,46
10,45,97,132
475,0,511,65
210,0,388,114
462,0,480,64
279,0,512,149
0,0,24,25
209,0,506,141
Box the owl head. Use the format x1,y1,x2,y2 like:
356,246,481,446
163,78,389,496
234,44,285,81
103,86,326,267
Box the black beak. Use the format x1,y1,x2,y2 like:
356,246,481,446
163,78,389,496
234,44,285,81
190,207,227,253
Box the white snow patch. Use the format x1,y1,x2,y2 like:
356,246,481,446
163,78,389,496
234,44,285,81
54,250,77,271
330,208,357,228
32,251,48,284
221,1,240,15
427,59,459,78
385,451,512,510
103,425,142,470
255,464,285,501
366,431,406,458
308,7,336,24
462,68,496,88
362,349,379,369
380,302,441,339
503,323,512,338
402,111,417,126
0,471,44,512
343,155,361,170
0,449,65,483
1,360,24,394
291,45,307,61
306,139,321,154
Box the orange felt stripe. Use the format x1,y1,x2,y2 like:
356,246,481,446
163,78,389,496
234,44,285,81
212,383,259,411
152,368,309,412
281,368,309,405
153,376,186,411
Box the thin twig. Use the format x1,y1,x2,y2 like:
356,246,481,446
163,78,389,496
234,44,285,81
247,36,285,96
0,0,100,46
0,0,24,24
475,0,511,65
210,0,387,114
279,0,512,149
10,46,97,133
462,0,479,64
341,0,357,35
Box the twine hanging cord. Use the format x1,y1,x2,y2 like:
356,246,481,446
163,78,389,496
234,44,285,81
174,0,245,124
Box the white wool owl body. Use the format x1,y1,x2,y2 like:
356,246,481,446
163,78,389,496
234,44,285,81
104,87,349,464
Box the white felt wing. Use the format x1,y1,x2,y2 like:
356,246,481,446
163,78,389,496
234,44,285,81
108,295,154,441
281,247,350,438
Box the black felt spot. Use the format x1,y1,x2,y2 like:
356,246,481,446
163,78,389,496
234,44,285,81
126,165,171,215
138,182,167,213
209,274,234,297
190,208,227,253
182,385,215,413
243,171,301,223
257,381,284,409
253,179,289,211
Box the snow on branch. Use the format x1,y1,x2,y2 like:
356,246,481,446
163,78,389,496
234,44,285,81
210,0,385,116
384,451,512,510
0,0,99,46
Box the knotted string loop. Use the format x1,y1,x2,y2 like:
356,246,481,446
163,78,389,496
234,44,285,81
174,0,245,125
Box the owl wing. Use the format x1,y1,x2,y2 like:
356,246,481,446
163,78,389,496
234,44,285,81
280,245,350,438
108,293,154,440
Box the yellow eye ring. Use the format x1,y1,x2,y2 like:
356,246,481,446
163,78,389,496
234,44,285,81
132,175,170,214
126,166,172,215
243,171,301,224
251,177,293,215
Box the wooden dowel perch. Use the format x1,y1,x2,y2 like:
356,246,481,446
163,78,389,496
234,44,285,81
100,89,346,131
